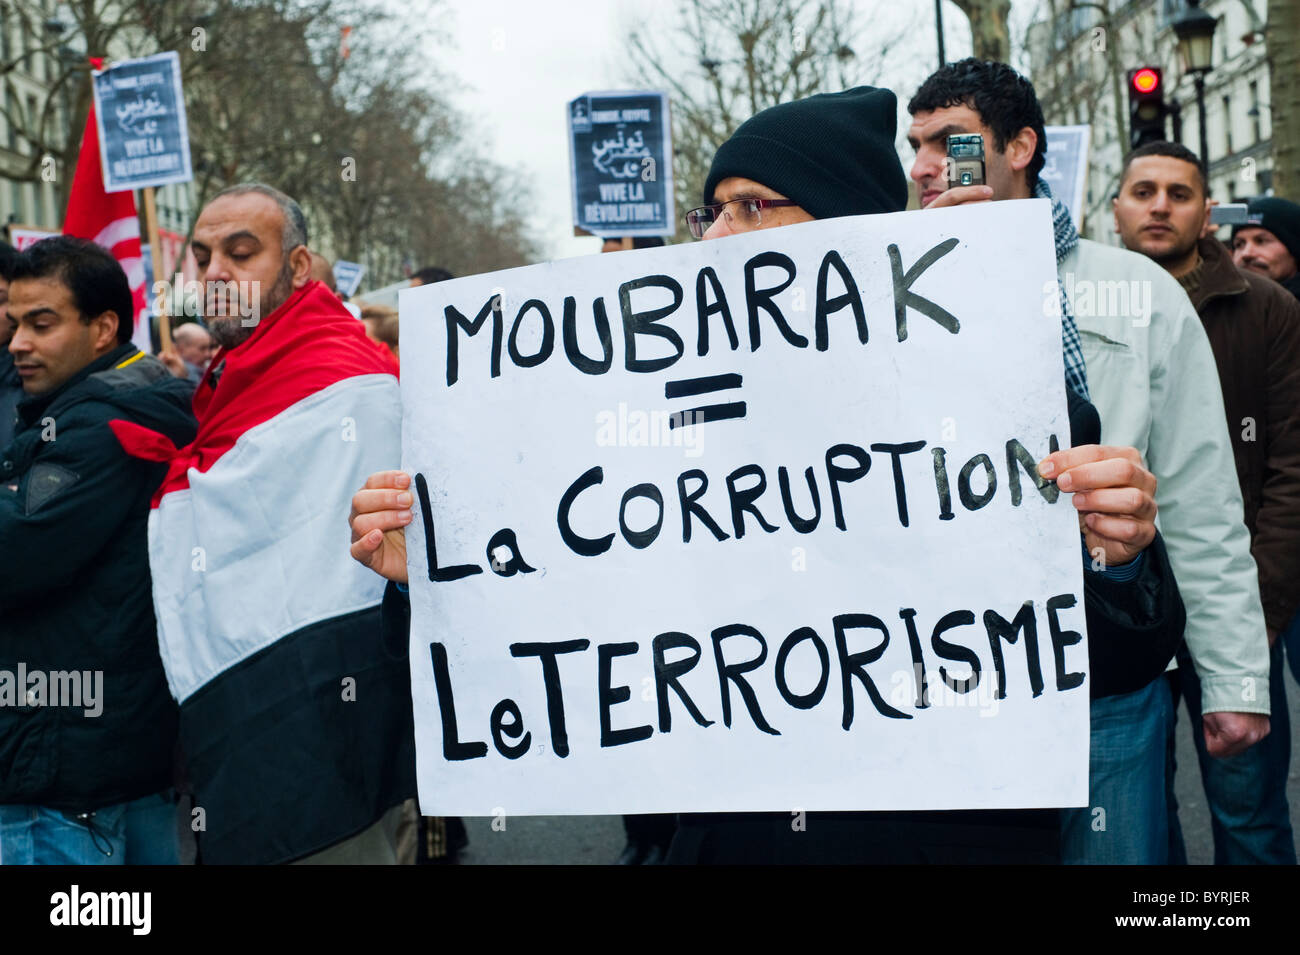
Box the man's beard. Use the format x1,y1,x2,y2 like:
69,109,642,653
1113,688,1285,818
206,259,295,350
1143,231,1199,268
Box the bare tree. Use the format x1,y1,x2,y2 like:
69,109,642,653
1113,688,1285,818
0,0,207,210
0,0,537,284
1267,0,1300,195
1027,1,1128,160
952,0,1011,62
626,0,914,239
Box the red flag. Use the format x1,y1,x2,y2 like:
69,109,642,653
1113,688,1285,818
63,99,150,352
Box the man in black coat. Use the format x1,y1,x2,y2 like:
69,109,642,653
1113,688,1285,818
0,237,196,864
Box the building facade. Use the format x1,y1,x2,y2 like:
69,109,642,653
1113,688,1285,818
0,2,195,249
1028,0,1272,243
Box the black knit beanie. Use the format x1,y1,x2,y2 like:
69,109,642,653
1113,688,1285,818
1232,196,1300,264
703,86,908,220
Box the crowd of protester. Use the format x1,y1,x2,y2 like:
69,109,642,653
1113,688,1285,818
1,57,1297,865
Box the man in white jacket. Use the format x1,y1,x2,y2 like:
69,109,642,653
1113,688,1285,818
906,59,1270,864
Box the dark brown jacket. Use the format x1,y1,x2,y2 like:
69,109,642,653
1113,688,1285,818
1187,237,1300,634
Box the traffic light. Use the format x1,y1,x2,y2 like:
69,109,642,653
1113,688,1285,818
1128,67,1167,149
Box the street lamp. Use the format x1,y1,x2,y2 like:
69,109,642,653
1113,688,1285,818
1172,0,1218,165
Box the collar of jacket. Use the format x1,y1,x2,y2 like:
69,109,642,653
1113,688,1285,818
1189,235,1248,311
0,347,18,386
16,342,138,426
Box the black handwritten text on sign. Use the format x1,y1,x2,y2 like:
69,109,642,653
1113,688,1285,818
398,200,1088,815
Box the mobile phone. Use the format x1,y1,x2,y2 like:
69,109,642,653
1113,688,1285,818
947,134,985,189
1208,203,1250,226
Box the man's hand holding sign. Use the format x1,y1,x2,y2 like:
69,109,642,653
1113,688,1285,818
350,470,412,584
1041,445,1158,567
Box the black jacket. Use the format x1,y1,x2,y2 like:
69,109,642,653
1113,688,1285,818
0,344,197,810
1068,389,1183,700
0,349,21,452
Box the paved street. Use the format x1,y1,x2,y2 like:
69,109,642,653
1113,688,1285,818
460,672,1300,864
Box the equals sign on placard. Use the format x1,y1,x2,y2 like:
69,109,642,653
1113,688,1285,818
665,373,746,429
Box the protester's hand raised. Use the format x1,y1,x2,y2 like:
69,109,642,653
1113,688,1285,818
923,184,993,209
349,470,412,584
158,349,187,379
1037,445,1158,568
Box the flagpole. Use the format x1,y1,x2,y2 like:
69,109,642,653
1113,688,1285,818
143,186,169,352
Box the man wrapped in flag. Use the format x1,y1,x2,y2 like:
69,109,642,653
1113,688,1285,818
113,183,416,864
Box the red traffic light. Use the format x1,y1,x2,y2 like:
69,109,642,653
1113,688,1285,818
1132,68,1160,94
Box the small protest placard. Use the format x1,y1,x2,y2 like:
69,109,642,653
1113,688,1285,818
400,200,1088,815
567,90,674,238
92,51,193,193
1042,125,1091,230
8,226,58,250
333,260,366,298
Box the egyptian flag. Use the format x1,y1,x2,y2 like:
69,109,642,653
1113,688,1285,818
111,280,416,864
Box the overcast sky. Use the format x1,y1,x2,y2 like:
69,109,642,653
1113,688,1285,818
436,0,1040,261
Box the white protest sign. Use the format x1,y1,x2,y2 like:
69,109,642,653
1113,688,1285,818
332,260,366,298
399,199,1088,816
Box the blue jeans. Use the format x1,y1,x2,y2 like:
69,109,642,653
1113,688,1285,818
0,790,179,865
1167,640,1295,865
1060,678,1172,864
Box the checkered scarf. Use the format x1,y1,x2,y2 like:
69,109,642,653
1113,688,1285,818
1035,178,1091,402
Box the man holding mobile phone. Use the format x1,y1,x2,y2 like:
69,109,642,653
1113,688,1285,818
906,59,1270,865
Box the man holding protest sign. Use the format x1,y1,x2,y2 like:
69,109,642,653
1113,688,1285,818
674,85,1179,863
906,58,1269,865
351,85,1181,865
115,183,416,864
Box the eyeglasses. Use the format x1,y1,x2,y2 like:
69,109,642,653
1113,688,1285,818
684,197,800,239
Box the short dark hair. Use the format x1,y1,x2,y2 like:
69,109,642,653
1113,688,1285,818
9,236,134,344
209,182,309,256
1119,141,1208,197
908,58,1048,188
413,266,454,285
0,240,17,281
